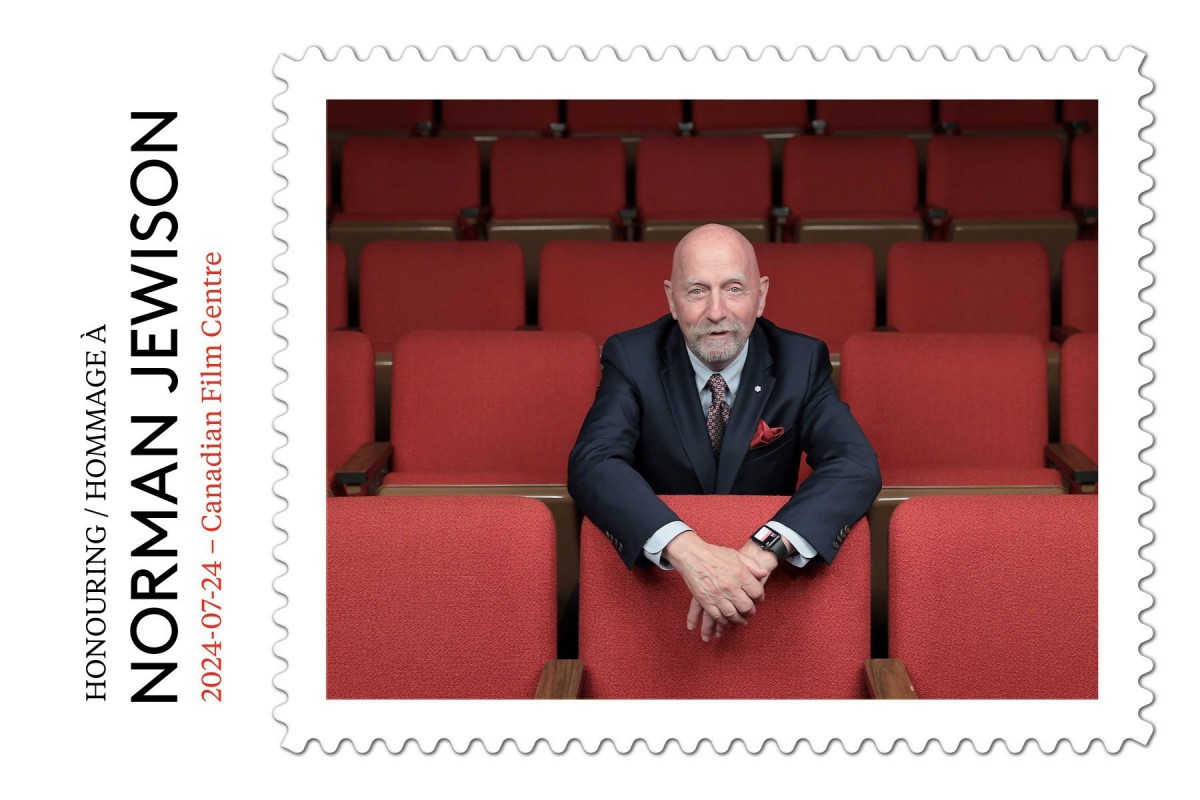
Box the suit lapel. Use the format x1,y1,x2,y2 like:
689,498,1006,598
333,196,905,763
660,327,718,493
716,327,775,494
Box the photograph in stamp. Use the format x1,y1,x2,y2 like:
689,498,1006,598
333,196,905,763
321,98,1099,700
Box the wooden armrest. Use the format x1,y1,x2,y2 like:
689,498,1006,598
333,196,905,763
535,659,583,699
1072,205,1098,227
875,325,899,333
1051,325,1080,344
333,441,392,496
1045,443,1098,485
864,658,918,699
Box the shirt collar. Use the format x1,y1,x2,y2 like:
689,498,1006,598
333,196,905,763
686,336,750,402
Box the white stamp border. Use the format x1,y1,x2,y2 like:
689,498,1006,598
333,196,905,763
271,47,1153,754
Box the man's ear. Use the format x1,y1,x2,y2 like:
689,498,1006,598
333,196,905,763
756,276,769,317
664,280,678,320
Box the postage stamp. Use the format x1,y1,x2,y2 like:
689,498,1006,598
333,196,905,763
272,47,1153,753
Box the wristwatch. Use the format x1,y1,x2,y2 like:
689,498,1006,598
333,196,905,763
751,526,790,561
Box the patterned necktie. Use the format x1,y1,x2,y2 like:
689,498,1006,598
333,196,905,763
706,373,732,455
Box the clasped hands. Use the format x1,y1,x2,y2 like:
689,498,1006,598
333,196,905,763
663,530,781,643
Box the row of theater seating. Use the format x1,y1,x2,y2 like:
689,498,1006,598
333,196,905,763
328,239,1099,350
328,329,1098,499
329,99,1099,136
327,132,1097,325
327,492,1097,699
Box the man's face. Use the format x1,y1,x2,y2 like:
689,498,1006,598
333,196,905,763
665,228,769,371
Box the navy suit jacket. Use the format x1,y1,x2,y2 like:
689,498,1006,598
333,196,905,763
567,315,882,569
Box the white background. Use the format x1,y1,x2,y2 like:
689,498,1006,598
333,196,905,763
3,1,1192,795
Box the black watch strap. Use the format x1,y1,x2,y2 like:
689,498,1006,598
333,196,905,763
751,526,791,561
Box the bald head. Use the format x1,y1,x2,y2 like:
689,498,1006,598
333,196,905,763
664,224,769,370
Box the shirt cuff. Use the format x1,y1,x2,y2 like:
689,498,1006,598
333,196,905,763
642,521,692,570
764,520,818,568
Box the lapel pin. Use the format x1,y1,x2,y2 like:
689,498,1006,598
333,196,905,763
754,385,762,392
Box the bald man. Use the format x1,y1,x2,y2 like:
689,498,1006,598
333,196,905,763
568,225,881,642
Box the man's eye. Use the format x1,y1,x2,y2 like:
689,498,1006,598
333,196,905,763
728,286,743,293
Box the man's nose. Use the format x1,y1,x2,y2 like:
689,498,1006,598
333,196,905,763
705,292,727,320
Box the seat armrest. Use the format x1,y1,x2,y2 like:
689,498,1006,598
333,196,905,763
1045,443,1099,487
921,205,950,229
875,325,899,333
618,207,640,242
771,205,792,243
1073,205,1098,227
864,658,918,699
535,659,583,699
333,442,392,496
459,205,493,239
1051,325,1081,344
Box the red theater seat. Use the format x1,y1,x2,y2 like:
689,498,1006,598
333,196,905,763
358,241,525,442
538,241,677,346
881,494,1097,698
566,99,683,135
326,495,559,698
926,135,1078,313
1063,99,1099,132
751,243,876,361
691,100,808,169
326,241,347,331
1070,132,1099,233
376,330,601,612
329,136,482,305
440,100,560,134
486,137,627,321
1048,331,1098,493
326,331,386,495
938,99,1060,133
326,100,435,133
636,136,773,242
782,136,923,317
839,333,1061,488
813,100,933,133
357,241,525,352
887,241,1052,345
579,495,871,699
1060,240,1098,336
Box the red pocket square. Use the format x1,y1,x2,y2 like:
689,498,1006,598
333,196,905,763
750,419,785,449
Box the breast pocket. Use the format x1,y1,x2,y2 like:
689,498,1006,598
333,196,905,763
741,426,797,465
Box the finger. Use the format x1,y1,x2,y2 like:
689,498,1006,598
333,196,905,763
701,610,717,642
739,555,771,580
687,597,703,631
741,578,766,603
733,592,756,618
717,599,748,626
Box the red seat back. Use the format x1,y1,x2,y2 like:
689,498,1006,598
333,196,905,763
887,241,1051,342
889,495,1098,698
566,99,682,134
326,100,434,132
490,137,626,219
938,100,1058,130
1060,332,1098,463
840,333,1049,470
782,136,919,216
752,243,876,353
538,241,676,346
358,241,524,351
440,100,559,133
691,100,807,131
926,136,1064,215
326,331,375,486
1071,132,1099,208
1063,100,1099,131
1062,240,1098,333
390,331,600,482
812,100,932,131
340,136,480,217
327,495,557,698
580,495,871,698
327,241,347,330
637,136,771,217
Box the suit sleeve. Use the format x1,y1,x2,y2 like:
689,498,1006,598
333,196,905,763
567,335,683,569
772,340,882,564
